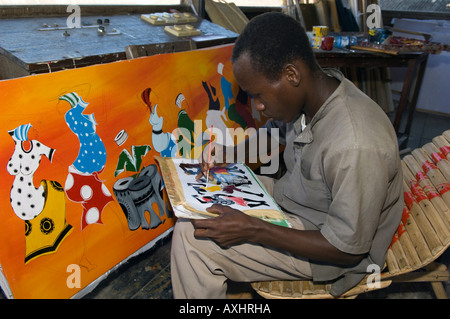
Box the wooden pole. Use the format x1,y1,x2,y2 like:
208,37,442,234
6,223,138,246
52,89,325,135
396,222,422,269
410,150,450,210
402,160,450,228
389,232,410,272
422,142,450,181
443,130,450,143
399,203,433,264
402,180,443,256
402,165,450,245
386,247,401,274
432,135,450,161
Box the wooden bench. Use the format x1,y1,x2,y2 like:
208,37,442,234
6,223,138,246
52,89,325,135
252,130,450,299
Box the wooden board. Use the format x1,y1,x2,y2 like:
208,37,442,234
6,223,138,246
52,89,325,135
205,0,248,34
141,12,198,25
164,24,201,37
350,45,399,55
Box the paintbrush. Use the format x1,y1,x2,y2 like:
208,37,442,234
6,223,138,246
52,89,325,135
206,125,213,186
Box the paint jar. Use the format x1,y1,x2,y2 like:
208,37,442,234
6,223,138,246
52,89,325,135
312,26,328,49
369,28,392,45
313,25,328,37
333,35,357,49
320,36,334,51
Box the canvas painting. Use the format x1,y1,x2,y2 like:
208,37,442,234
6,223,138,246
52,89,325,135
0,43,265,298
156,157,290,227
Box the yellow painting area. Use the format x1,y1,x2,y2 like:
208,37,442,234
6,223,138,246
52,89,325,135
0,44,264,298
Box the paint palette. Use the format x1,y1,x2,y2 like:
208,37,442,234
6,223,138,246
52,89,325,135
141,12,198,25
164,24,201,37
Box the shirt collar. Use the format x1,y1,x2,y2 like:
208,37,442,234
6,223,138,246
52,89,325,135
293,113,313,144
293,69,344,145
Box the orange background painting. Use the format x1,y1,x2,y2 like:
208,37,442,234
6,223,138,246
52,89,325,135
0,44,262,299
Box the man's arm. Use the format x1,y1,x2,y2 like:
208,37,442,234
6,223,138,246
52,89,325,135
192,204,365,266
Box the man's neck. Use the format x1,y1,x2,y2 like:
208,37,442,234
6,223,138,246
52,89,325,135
303,70,340,123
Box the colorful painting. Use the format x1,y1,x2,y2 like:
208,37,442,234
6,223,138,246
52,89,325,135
156,157,290,228
0,44,264,298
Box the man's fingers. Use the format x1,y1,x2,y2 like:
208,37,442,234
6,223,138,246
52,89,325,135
206,204,225,214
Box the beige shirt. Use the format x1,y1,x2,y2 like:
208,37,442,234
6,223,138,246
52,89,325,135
265,69,403,296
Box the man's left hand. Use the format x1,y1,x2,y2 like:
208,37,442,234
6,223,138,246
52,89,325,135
191,204,257,248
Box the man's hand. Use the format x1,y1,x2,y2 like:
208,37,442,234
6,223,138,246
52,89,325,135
191,204,258,248
192,205,366,266
196,142,229,181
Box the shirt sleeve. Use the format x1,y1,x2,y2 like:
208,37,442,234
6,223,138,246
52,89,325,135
320,146,391,255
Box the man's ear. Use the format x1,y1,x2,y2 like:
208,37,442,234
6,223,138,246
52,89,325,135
284,63,301,87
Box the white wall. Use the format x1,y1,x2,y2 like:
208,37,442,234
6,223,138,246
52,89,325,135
390,18,450,115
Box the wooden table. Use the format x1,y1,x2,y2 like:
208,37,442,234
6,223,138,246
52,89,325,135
0,14,238,76
315,49,429,149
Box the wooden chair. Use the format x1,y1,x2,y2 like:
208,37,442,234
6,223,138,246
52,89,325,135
252,131,450,299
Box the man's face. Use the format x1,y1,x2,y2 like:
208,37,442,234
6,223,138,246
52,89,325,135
232,53,303,123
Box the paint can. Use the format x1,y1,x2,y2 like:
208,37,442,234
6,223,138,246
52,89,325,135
312,26,328,49
320,36,334,51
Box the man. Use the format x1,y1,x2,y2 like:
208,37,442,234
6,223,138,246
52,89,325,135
170,12,403,298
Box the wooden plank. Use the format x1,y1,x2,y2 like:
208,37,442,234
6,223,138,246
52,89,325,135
205,0,248,34
397,222,422,268
402,161,450,245
432,135,450,161
327,0,341,32
125,40,196,59
350,45,399,55
443,130,450,143
400,205,433,264
164,25,201,37
422,142,450,181
381,67,395,113
406,153,450,210
390,233,411,271
386,248,401,274
402,160,450,227
314,0,330,28
141,12,198,25
403,180,443,255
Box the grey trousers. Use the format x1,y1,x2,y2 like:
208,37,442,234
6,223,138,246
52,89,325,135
170,175,312,299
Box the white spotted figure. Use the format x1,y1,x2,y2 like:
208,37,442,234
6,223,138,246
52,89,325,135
7,123,73,263
7,123,55,220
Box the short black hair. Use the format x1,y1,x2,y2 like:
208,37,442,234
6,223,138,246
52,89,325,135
232,12,319,81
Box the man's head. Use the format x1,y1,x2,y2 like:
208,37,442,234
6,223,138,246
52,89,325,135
231,12,321,123
232,12,319,82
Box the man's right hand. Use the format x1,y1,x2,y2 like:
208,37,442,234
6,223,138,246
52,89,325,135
196,142,229,181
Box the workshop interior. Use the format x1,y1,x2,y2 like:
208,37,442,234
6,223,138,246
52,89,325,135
0,0,449,300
